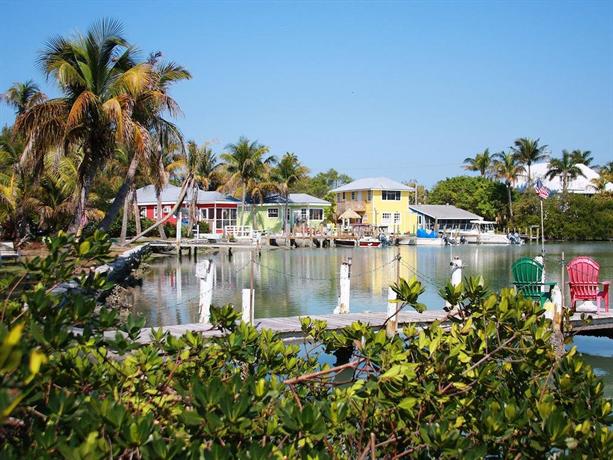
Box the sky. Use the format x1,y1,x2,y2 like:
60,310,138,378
0,0,611,187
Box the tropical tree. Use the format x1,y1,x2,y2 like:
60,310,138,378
570,149,594,167
462,148,492,177
97,54,190,233
168,140,221,233
221,137,275,225
599,161,613,177
511,137,548,185
0,80,46,115
545,150,586,194
492,151,525,219
15,19,153,237
272,152,309,233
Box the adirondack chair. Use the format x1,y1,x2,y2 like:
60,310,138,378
567,256,610,313
511,257,556,306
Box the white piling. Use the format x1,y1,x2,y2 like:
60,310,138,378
196,260,215,324
335,261,351,314
534,255,545,293
176,211,182,245
446,257,463,308
386,287,398,337
242,288,254,324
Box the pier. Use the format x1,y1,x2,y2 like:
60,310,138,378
128,310,613,344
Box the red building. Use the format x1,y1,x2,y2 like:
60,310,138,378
135,184,240,234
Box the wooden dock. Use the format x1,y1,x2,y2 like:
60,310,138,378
129,310,613,344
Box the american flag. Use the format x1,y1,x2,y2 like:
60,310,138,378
534,179,550,199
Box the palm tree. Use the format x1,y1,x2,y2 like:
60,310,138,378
569,149,594,167
15,19,153,237
492,151,525,219
272,152,309,233
169,140,221,233
511,138,548,186
1,80,46,115
599,161,613,177
545,150,586,194
221,137,275,226
463,149,492,177
98,57,190,233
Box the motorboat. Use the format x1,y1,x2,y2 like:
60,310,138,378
334,238,357,247
458,221,510,244
404,228,446,246
358,237,382,247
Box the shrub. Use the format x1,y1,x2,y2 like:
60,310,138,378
0,233,611,458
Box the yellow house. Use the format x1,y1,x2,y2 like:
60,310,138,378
331,177,417,234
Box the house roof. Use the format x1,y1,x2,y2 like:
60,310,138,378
515,163,612,194
246,193,330,206
330,177,414,193
135,184,240,205
409,205,482,221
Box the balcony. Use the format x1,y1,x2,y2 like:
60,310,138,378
336,200,367,213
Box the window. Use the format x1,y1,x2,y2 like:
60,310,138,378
268,208,279,218
382,190,401,201
162,206,171,214
351,192,356,200
153,208,158,219
367,190,372,201
394,212,401,224
336,193,341,203
342,192,346,200
140,207,146,218
301,209,308,219
309,208,323,220
382,212,392,222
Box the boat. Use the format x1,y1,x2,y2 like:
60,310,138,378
334,238,357,247
402,228,446,246
358,237,381,247
458,221,511,244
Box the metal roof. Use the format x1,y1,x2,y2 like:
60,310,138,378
135,184,240,205
246,193,330,206
409,205,482,220
330,177,414,193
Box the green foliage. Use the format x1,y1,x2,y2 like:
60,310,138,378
513,192,613,240
429,175,508,221
1,233,612,458
297,169,352,199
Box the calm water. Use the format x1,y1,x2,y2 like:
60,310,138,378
130,242,613,397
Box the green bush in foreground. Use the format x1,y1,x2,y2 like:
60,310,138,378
0,232,612,458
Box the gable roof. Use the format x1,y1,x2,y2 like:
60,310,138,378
409,205,482,221
246,193,330,206
135,184,240,205
330,177,414,193
515,163,612,194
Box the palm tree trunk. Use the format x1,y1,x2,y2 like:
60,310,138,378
241,187,246,228
507,184,513,219
120,188,132,244
187,183,198,236
98,153,139,232
527,164,531,186
284,195,289,235
132,188,141,234
126,176,193,245
68,167,96,237
156,191,166,239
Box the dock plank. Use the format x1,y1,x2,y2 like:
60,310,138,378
132,310,613,344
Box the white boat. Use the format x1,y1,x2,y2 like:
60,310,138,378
458,221,510,245
412,237,445,246
358,237,381,247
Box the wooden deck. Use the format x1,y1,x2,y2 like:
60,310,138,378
129,310,613,344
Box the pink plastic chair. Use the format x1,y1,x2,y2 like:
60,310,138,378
567,257,610,313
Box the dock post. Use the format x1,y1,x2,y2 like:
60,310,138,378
196,259,215,324
446,257,463,308
386,287,398,337
176,211,182,246
242,288,254,324
335,261,351,314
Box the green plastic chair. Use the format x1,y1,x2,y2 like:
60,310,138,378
511,257,557,306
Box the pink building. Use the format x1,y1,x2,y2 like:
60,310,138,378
135,184,240,234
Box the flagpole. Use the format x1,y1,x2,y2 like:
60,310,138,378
539,198,545,256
